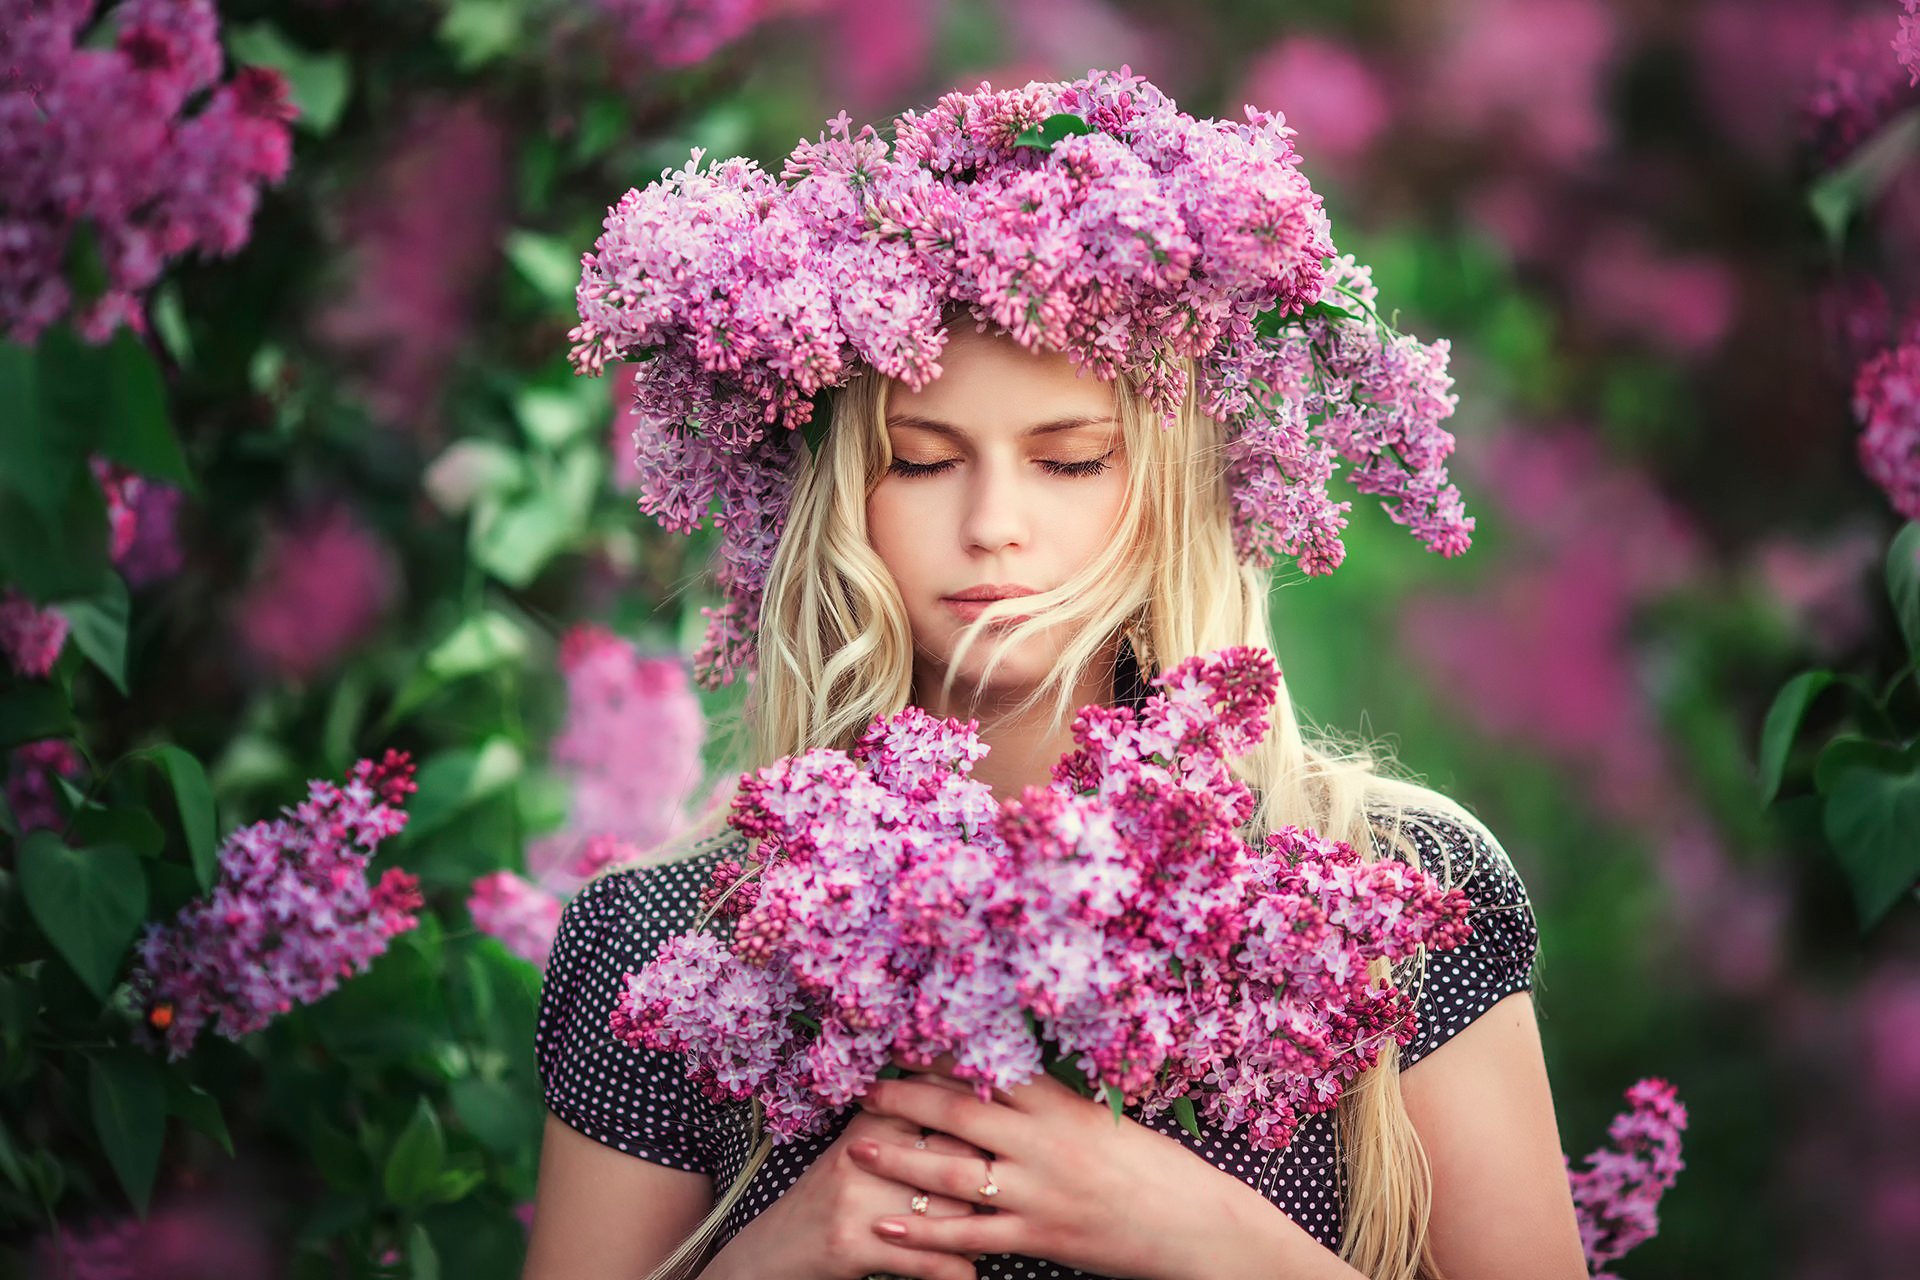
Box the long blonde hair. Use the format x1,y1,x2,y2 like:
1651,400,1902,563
634,334,1501,1280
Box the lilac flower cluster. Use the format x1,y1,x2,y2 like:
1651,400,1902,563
1566,1078,1689,1277
5,738,84,831
570,68,1475,685
1802,14,1920,171
130,751,424,1060
593,0,770,68
0,590,69,678
1,0,296,345
612,647,1472,1148
1853,338,1920,522
1900,1,1920,88
469,871,564,969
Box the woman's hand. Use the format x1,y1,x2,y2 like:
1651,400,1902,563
848,1054,1265,1280
703,1107,990,1280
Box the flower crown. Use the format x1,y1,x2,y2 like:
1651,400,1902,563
569,67,1474,688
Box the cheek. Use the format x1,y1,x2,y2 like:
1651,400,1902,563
867,483,934,595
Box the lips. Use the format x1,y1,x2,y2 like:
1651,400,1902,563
942,584,1037,623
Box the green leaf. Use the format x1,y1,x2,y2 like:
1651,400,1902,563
422,440,526,516
438,0,524,71
90,1050,167,1214
1014,112,1093,150
0,684,74,752
1758,671,1837,804
0,472,111,602
409,1222,441,1280
517,387,594,449
95,329,190,486
1808,108,1920,250
386,612,529,729
1171,1095,1201,1141
137,745,218,892
403,739,523,844
1042,1048,1088,1095
1819,740,1920,928
503,230,580,311
384,1099,447,1208
58,572,129,694
449,1076,538,1156
1101,1080,1125,1123
18,831,145,1001
226,23,352,135
1889,523,1920,657
167,1078,234,1157
68,805,165,858
472,490,577,588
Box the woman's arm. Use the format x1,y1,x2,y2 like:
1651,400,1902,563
522,1112,716,1280
1399,992,1589,1279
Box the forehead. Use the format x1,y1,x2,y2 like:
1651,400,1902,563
886,327,1118,434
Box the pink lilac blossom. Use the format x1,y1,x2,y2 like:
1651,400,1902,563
613,647,1473,1148
1803,14,1920,172
129,751,424,1060
528,831,647,902
1567,1078,1688,1277
537,624,706,855
1571,227,1737,358
1693,0,1848,168
1751,523,1882,656
1899,1,1920,87
90,455,183,587
469,871,564,968
5,738,84,831
571,68,1473,685
0,0,295,345
1852,340,1920,521
232,502,400,682
30,1197,274,1280
311,97,511,438
0,590,68,678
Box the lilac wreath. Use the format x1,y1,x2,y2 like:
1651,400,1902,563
568,67,1474,688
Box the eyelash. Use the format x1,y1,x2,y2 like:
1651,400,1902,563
887,454,1113,479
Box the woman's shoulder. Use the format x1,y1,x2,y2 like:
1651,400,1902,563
1364,801,1529,904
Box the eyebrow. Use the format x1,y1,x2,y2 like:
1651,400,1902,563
883,413,1118,440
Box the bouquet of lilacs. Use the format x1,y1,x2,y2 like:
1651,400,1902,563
612,647,1472,1150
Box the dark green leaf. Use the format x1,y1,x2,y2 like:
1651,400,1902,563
1171,1095,1201,1141
67,806,165,858
409,1222,440,1280
138,745,218,891
502,230,579,311
472,490,577,587
0,471,111,600
404,738,523,843
64,222,109,303
18,831,145,1001
384,1099,446,1208
1820,741,1920,928
438,0,523,71
90,1050,167,1214
58,572,129,694
1889,523,1920,657
450,1076,538,1156
1758,670,1836,804
1042,1050,1089,1095
1102,1080,1125,1123
0,684,74,752
96,329,189,485
167,1078,234,1157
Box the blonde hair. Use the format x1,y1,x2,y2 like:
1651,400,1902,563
634,333,1504,1280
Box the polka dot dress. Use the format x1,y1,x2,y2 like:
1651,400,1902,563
534,807,1539,1274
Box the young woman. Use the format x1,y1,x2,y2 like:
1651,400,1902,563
524,318,1590,1280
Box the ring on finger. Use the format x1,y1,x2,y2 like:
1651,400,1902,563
909,1192,930,1216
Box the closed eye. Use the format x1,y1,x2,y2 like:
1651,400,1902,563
886,453,1114,479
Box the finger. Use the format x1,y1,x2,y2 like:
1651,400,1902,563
874,1207,1024,1258
908,1069,1021,1109
867,1240,981,1280
858,1077,1018,1153
917,1129,993,1160
848,1136,1007,1208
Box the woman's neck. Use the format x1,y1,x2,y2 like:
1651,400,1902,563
913,658,1116,801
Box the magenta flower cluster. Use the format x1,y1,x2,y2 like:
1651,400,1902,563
1900,1,1920,87
1853,337,1920,523
593,0,770,68
1802,14,1920,171
1,0,296,345
569,67,1475,686
1566,1077,1689,1277
471,833,648,969
130,751,424,1060
611,647,1472,1148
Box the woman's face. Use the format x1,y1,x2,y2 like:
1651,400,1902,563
866,325,1129,699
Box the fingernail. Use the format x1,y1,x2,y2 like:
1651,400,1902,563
852,1139,879,1159
875,1221,907,1238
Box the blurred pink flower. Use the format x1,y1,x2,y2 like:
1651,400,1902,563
233,503,399,683
1863,964,1920,1111
1420,0,1619,168
1572,227,1737,357
90,456,184,588
990,0,1148,84
1463,176,1564,266
1803,13,1920,171
608,361,645,494
5,738,83,832
1693,0,1848,166
1901,1,1920,85
817,0,939,111
594,0,770,67
528,830,644,901
1750,523,1882,655
469,870,563,968
30,1197,274,1280
311,97,510,439
541,624,706,852
1236,35,1390,176
0,590,68,678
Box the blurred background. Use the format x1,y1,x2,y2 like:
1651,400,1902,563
4,0,1919,1276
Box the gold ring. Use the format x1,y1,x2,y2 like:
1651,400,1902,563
910,1192,931,1215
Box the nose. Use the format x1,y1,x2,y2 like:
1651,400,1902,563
960,455,1029,555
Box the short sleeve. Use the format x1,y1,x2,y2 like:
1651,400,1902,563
1376,808,1540,1070
534,844,733,1174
